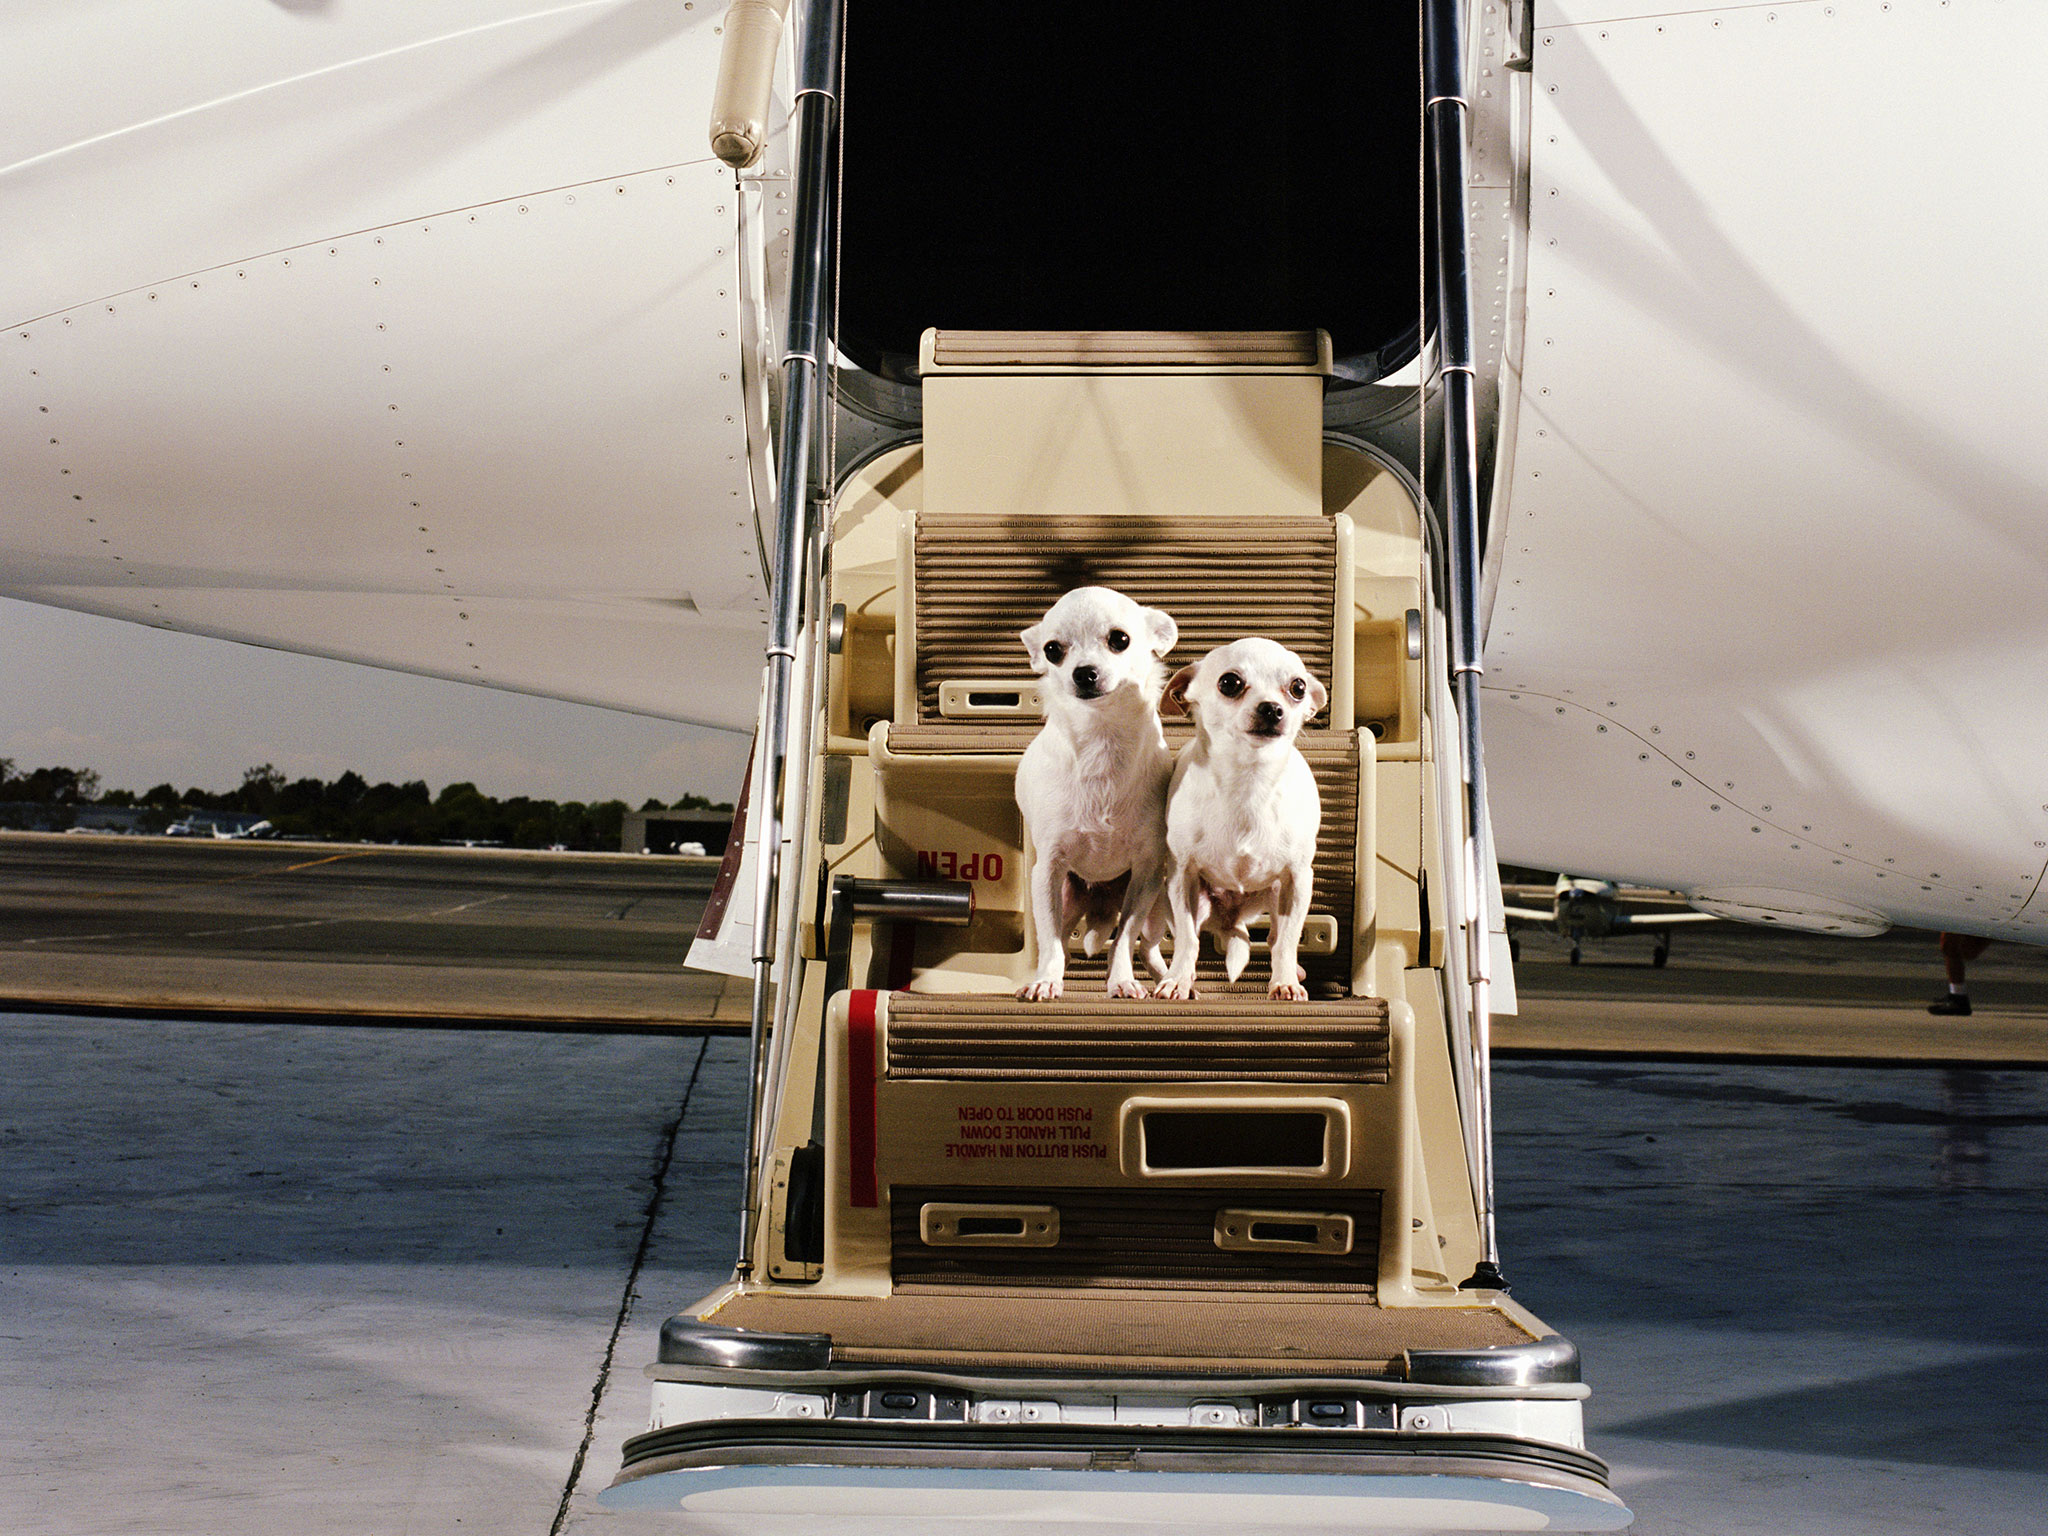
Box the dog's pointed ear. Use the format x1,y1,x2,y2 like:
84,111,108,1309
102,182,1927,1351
1020,622,1047,673
1143,607,1179,658
1306,674,1330,715
1160,664,1198,718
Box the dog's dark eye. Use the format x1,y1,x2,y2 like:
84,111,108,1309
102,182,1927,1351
1106,629,1130,653
1041,640,1066,666
1218,672,1245,699
1289,677,1307,701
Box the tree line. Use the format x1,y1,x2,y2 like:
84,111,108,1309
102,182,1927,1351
0,759,731,850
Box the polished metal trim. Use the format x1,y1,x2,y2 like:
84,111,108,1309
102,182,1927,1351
1396,1336,1581,1388
658,1316,833,1371
615,1419,1618,1493
740,0,845,1277
1424,0,1506,1290
821,876,973,996
642,1360,1591,1400
838,877,975,926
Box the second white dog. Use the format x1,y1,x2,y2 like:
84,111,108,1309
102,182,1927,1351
1155,637,1327,1001
1014,586,1179,1001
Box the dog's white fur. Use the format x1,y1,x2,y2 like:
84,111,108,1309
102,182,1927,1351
1014,586,1178,1000
1154,637,1327,1002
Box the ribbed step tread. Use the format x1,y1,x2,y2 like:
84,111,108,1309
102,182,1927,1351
912,513,1338,728
887,993,1390,1083
928,329,1326,371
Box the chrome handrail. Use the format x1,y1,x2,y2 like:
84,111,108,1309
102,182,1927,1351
736,0,843,1278
1423,0,1506,1291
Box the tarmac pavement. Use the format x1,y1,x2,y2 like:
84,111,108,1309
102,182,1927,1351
1505,918,2048,1065
5,1010,2044,1535
0,833,737,1028
0,1012,748,1536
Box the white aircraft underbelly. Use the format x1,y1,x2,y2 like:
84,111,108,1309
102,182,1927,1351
0,0,774,730
1484,0,2048,941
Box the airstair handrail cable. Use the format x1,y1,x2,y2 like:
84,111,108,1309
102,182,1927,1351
737,0,843,1278
1422,0,1507,1290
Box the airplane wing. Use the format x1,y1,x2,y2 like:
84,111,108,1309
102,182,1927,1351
1,2,779,731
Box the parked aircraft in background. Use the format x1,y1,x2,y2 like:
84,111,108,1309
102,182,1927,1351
163,816,276,840
1503,875,1719,967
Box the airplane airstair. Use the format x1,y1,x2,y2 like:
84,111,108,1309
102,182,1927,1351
606,1,1629,1529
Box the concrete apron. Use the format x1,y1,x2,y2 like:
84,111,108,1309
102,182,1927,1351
3,1016,2043,1535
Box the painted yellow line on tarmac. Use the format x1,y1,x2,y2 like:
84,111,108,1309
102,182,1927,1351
55,850,385,900
279,850,383,875
213,849,382,884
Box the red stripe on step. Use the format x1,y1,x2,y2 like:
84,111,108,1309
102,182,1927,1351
847,990,879,1208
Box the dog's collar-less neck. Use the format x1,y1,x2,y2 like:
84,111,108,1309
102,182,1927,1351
1190,727,1299,781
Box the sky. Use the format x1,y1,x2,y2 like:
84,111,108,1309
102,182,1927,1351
0,598,752,806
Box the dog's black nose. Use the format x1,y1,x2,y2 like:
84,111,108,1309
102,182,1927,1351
1255,699,1284,725
1072,664,1100,692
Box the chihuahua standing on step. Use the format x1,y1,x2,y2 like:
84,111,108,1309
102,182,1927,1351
1155,637,1327,1001
1015,586,1180,1000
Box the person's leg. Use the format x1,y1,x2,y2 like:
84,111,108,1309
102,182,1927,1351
1930,932,1990,1015
1942,932,1969,990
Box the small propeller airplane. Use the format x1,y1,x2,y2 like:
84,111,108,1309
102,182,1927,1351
1502,875,1720,967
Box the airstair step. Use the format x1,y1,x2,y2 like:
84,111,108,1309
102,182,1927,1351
884,993,1390,1083
913,513,1339,728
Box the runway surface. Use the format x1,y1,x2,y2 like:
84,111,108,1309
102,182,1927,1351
3,1014,2041,1535
0,832,738,1028
8,832,2048,1062
1505,917,2048,1065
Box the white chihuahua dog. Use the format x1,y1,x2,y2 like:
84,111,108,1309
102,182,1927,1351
1155,637,1327,1001
1014,586,1179,1000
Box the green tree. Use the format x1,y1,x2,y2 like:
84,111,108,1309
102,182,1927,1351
590,799,629,850
17,766,99,804
236,764,286,814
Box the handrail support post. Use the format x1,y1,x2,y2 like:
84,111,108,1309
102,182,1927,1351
1424,0,1508,1291
735,0,842,1279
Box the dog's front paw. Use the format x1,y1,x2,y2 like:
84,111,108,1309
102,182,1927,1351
1152,976,1199,1001
1269,980,1309,1002
1106,978,1149,1000
1016,978,1064,1002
